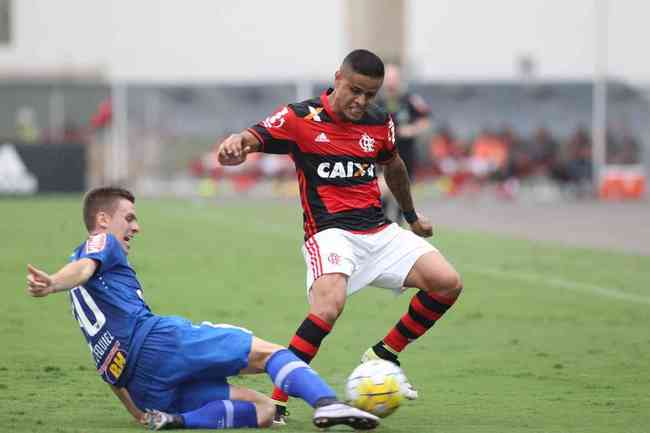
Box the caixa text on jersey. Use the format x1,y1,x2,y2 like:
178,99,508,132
316,162,376,179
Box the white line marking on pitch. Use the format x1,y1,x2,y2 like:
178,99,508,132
467,266,650,306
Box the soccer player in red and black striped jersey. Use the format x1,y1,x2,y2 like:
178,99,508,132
218,49,463,424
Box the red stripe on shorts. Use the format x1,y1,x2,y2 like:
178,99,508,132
306,239,319,280
307,236,323,278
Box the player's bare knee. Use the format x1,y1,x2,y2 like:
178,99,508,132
248,337,285,370
423,269,462,294
443,272,462,294
443,270,462,293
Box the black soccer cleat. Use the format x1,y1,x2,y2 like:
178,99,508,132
272,403,290,426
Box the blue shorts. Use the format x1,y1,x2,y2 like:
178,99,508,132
127,316,253,413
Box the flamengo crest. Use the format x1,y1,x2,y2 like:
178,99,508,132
328,253,341,265
359,133,375,152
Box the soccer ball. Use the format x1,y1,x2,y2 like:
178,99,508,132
345,360,406,418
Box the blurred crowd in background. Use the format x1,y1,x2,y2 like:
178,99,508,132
188,123,641,199
2,80,646,201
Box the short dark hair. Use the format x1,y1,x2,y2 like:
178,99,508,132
83,187,135,231
341,49,385,78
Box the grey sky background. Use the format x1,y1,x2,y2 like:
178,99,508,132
0,0,648,84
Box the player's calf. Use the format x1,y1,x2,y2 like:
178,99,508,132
230,386,275,427
308,273,348,324
263,347,379,429
151,400,260,430
255,401,275,428
265,309,337,423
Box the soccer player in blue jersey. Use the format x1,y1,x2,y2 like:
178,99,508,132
26,187,379,431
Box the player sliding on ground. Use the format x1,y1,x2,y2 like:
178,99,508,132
25,187,379,431
217,49,464,424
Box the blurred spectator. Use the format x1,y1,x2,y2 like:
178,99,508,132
525,127,559,177
376,64,431,179
499,125,528,180
618,135,641,164
563,126,592,183
469,129,509,179
607,132,641,165
376,63,431,223
430,124,463,176
429,125,473,195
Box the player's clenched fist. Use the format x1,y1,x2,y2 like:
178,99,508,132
218,134,249,166
409,214,433,238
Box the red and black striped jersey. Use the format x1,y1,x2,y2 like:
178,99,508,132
248,89,398,240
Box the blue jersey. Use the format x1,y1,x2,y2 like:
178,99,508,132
69,233,160,387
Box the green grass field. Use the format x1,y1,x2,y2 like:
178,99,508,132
1,196,649,433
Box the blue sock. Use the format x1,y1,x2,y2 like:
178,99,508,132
265,349,336,407
181,400,258,429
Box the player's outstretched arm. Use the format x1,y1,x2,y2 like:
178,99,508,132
217,130,261,166
109,384,145,423
382,155,433,237
26,259,97,297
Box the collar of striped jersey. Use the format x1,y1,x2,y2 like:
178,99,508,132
321,88,346,125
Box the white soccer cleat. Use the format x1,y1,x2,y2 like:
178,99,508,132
361,347,419,400
401,381,419,400
313,403,380,430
